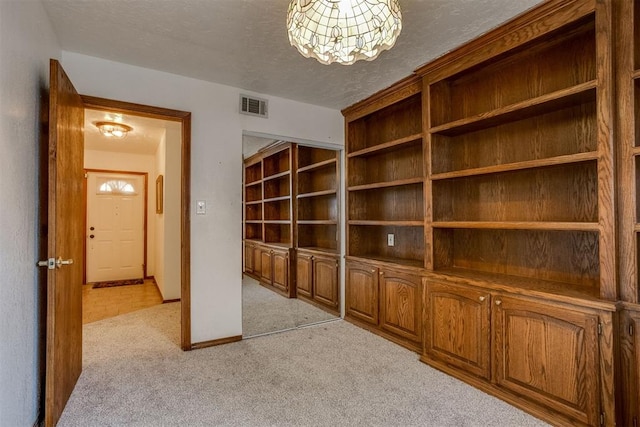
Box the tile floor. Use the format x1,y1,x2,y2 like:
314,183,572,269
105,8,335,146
82,278,163,324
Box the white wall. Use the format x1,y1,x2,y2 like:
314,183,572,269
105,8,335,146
161,125,182,300
61,52,344,343
154,133,167,296
0,1,61,426
152,125,181,301
84,149,158,277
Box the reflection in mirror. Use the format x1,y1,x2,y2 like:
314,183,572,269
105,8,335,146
242,134,341,338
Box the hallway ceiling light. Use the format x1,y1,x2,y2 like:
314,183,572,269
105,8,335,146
286,0,402,65
95,121,133,138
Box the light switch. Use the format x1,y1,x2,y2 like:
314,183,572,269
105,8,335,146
196,200,206,215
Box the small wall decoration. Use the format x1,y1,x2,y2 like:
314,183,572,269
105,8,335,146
156,175,163,214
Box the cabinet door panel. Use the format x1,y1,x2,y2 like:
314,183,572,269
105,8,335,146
253,246,262,277
492,296,600,426
620,309,640,427
260,250,272,283
272,250,289,292
379,270,422,343
313,256,339,309
346,262,378,325
425,281,490,379
296,254,313,298
244,243,254,273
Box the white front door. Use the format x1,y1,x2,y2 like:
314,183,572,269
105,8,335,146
86,172,145,283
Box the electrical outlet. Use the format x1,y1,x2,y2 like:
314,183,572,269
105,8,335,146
387,233,395,247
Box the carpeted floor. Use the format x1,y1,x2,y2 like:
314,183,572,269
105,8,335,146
242,275,338,338
58,303,549,426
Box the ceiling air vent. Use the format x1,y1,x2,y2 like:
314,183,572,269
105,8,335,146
240,95,268,118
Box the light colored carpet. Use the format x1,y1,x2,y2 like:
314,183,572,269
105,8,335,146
242,275,338,338
58,303,549,427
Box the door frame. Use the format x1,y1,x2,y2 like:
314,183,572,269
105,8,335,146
82,95,192,351
83,169,149,283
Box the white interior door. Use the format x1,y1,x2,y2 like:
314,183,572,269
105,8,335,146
86,172,145,283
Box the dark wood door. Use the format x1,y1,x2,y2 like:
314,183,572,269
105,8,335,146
296,253,313,298
313,255,339,310
492,295,601,426
379,269,422,343
346,261,378,325
45,59,85,427
425,281,490,379
272,249,289,293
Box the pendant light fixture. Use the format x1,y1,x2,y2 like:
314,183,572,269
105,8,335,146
287,0,402,65
95,121,133,138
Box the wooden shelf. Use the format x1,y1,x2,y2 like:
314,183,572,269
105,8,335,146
263,195,290,203
633,69,640,79
430,268,602,304
264,220,291,225
296,189,337,199
349,220,424,227
634,224,640,233
430,81,597,136
245,179,262,186
297,246,339,255
263,170,290,181
432,221,599,232
348,177,423,192
297,220,337,225
431,152,598,180
347,255,424,269
297,158,337,173
347,133,422,158
632,146,640,156
244,200,262,206
245,220,262,224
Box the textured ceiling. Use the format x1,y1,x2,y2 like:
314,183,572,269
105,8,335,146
41,0,543,111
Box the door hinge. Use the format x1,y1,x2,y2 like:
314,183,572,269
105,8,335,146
597,323,602,335
600,412,604,426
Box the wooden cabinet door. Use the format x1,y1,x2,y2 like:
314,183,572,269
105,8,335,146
346,262,379,325
492,295,601,426
620,309,640,427
379,269,422,343
252,245,262,277
244,243,254,274
272,249,289,292
425,281,490,379
313,255,339,309
260,249,272,284
296,253,313,298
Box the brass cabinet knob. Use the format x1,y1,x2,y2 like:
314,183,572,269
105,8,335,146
479,296,486,302
495,300,502,306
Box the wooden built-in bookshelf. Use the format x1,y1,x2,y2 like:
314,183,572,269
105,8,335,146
295,146,340,313
243,143,295,297
341,1,621,424
615,0,640,425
